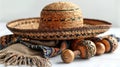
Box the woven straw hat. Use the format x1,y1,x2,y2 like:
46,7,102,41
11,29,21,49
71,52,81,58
7,2,111,40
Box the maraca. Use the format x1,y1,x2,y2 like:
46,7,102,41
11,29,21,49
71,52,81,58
101,35,118,53
86,37,105,55
61,40,96,63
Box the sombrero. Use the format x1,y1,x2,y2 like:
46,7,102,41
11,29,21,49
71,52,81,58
7,2,111,40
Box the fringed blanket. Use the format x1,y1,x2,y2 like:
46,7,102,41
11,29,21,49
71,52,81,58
0,34,70,67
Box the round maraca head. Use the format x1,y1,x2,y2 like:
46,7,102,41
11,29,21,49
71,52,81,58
95,42,105,55
86,37,105,55
78,40,96,58
61,49,74,63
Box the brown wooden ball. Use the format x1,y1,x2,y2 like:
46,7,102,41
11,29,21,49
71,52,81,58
95,42,105,55
61,49,74,63
101,38,111,53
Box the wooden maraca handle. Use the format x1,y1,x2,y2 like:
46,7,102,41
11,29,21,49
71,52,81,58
61,49,80,63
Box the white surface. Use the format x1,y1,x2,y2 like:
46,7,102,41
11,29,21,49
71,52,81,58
0,0,120,27
0,23,120,67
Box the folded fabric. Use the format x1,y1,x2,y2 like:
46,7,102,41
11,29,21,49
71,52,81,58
0,34,60,47
20,40,69,58
0,34,70,67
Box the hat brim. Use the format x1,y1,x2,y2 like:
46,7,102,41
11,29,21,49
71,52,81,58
7,17,111,40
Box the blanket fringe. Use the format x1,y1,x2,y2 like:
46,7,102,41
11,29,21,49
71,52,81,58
0,51,51,67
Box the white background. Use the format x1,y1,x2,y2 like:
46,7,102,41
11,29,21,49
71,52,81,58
0,0,120,27
0,0,120,67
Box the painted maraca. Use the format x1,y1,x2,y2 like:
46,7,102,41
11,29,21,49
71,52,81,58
61,40,96,63
86,37,105,55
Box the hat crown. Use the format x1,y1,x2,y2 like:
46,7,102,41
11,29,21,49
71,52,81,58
39,2,83,30
42,2,79,10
